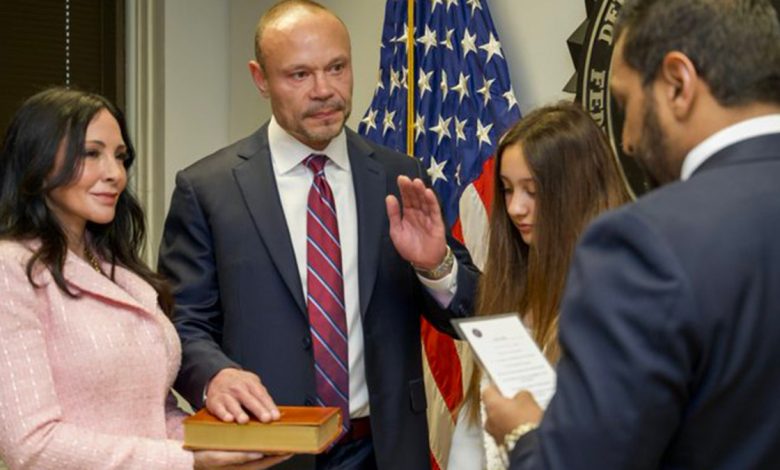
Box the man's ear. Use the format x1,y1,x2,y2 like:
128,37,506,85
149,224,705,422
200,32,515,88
658,51,698,119
248,60,270,98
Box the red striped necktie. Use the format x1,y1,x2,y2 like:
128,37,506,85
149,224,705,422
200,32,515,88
303,153,350,434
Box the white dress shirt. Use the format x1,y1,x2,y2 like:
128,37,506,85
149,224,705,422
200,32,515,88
267,117,458,418
680,114,780,180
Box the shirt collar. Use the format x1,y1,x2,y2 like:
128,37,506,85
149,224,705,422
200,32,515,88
680,114,780,180
267,116,350,175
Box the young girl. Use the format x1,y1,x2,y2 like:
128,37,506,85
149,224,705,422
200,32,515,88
463,102,631,469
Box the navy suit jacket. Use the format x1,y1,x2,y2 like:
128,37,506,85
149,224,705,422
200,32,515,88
510,133,780,469
159,124,478,470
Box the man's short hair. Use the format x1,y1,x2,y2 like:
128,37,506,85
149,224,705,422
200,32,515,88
616,0,780,106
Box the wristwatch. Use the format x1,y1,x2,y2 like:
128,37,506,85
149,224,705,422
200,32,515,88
414,245,454,280
503,421,539,452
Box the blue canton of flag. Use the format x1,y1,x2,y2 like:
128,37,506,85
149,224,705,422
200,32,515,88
358,0,521,228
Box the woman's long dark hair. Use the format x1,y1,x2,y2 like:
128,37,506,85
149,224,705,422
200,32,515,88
0,87,172,315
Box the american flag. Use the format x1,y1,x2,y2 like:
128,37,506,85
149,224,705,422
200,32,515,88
358,0,521,468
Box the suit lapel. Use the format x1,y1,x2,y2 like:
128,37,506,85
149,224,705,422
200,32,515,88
64,255,153,314
233,126,307,316
112,265,161,315
347,131,387,317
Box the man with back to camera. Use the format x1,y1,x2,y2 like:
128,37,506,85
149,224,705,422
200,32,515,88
481,0,780,468
158,1,479,469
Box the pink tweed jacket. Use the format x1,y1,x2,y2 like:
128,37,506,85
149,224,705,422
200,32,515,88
0,240,194,469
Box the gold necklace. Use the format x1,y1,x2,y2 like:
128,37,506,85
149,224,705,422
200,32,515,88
84,246,102,274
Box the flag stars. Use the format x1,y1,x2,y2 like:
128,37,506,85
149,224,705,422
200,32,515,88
383,109,397,136
417,25,438,56
440,28,455,51
454,116,468,143
466,0,483,16
479,33,504,64
430,115,453,145
440,70,450,101
389,68,402,95
415,112,426,142
503,86,519,110
361,108,378,133
427,157,449,185
393,23,409,46
476,118,493,148
358,2,523,240
477,77,495,106
452,72,471,104
461,29,478,58
418,68,433,99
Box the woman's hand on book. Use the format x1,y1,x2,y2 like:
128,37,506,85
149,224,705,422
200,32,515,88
193,450,292,469
206,368,281,424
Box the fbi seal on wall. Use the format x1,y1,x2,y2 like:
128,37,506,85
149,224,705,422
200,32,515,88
566,0,780,195
567,0,648,195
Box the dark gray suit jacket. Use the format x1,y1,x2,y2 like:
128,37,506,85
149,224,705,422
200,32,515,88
510,133,780,469
159,124,478,470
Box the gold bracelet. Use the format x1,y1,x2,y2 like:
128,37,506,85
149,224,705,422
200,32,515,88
503,421,539,452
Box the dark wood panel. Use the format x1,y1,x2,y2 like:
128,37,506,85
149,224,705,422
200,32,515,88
0,0,124,140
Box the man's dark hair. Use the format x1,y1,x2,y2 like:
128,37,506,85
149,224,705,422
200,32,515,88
616,0,780,106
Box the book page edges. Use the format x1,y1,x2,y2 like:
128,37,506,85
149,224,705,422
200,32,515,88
183,408,342,454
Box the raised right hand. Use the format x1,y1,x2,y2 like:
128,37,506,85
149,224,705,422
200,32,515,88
385,175,448,270
193,450,292,469
206,368,280,424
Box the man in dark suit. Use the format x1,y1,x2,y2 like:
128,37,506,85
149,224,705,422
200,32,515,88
158,1,478,469
482,0,780,468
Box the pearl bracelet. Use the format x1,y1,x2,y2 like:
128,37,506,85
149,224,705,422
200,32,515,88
503,421,539,452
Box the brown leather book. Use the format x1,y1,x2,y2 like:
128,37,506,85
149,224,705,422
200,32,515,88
183,406,342,454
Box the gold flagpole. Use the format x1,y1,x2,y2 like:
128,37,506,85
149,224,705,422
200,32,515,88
406,0,415,154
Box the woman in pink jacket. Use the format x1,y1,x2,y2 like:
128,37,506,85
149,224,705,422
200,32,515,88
0,88,289,470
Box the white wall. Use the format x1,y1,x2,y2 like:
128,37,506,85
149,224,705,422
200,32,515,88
159,0,586,208
163,0,230,208
492,0,587,112
227,0,272,143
